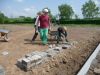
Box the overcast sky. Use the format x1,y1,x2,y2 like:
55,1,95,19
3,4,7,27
0,0,100,18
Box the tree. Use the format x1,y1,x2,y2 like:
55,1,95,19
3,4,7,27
82,0,100,19
0,12,5,23
74,14,79,19
24,17,33,22
0,11,10,24
58,4,74,20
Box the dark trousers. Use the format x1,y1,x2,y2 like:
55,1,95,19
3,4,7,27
32,32,38,41
32,27,40,41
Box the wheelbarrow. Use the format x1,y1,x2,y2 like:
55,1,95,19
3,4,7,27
0,29,10,42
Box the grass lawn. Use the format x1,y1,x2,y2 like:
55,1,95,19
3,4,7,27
0,24,100,29
60,24,100,27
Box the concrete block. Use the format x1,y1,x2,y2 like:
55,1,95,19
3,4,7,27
31,55,42,61
62,45,71,49
94,68,100,74
46,49,59,57
53,47,62,51
17,58,23,65
49,45,53,48
25,51,47,58
36,52,47,57
25,51,40,58
21,55,42,70
22,58,31,69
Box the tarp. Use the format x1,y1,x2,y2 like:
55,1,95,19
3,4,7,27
0,29,9,33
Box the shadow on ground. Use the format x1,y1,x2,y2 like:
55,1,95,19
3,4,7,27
24,38,63,45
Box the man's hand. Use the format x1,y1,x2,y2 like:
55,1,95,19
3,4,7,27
36,30,38,33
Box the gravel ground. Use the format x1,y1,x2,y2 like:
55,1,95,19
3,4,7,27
0,24,100,75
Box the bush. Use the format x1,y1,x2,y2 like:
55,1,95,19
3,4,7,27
60,19,100,24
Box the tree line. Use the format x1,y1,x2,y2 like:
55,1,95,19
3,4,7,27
0,0,100,24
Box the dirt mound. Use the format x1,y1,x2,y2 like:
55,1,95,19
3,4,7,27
28,33,100,75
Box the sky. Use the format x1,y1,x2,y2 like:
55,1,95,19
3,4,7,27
0,0,100,18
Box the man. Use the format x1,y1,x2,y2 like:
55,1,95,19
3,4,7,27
38,8,51,45
57,26,68,43
32,11,42,42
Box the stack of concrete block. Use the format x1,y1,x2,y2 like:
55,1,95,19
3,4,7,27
22,55,42,70
17,43,72,71
17,51,47,71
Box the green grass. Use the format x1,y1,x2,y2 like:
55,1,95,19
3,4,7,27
0,24,100,28
59,24,100,27
10,24,34,26
0,24,34,29
0,24,34,26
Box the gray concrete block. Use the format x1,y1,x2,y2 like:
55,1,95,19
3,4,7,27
17,43,72,71
17,58,23,65
62,45,71,49
25,51,40,58
53,47,62,51
94,68,100,74
25,51,47,58
21,55,42,70
46,49,59,57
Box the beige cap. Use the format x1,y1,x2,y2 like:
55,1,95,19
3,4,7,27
43,8,49,13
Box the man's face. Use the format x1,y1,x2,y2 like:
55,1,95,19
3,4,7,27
43,11,48,15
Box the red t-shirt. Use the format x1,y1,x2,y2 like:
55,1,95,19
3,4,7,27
39,14,50,28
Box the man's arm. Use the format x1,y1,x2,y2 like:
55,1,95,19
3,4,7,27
35,16,39,26
35,16,40,32
48,17,52,30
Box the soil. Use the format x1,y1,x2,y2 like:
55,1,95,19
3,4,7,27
0,24,100,75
